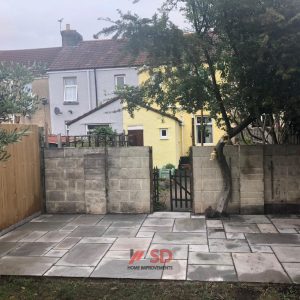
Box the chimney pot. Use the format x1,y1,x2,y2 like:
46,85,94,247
66,24,71,31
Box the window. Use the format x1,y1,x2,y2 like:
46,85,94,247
195,116,213,144
86,124,110,135
160,128,169,140
115,75,125,90
64,77,77,102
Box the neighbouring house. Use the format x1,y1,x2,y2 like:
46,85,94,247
0,47,62,132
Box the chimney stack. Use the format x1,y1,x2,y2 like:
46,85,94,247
61,24,83,47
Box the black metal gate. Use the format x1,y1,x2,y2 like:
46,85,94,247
170,169,193,211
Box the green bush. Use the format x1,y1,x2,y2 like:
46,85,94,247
164,163,175,170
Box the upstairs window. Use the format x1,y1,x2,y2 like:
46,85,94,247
196,116,213,144
115,75,125,90
64,77,77,102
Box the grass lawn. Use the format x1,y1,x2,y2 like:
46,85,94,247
0,277,300,300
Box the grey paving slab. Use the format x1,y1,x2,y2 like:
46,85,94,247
257,224,278,233
31,214,78,223
0,256,58,276
56,243,110,267
148,212,190,219
146,244,188,260
45,249,68,257
79,237,116,244
103,227,139,237
232,253,290,283
8,242,54,256
163,260,187,280
250,245,273,253
206,220,223,228
60,225,78,232
136,232,155,238
139,226,173,232
15,222,66,231
19,231,48,242
246,233,300,246
110,238,152,251
226,233,245,240
67,226,108,237
101,214,147,222
223,222,260,233
209,239,250,253
272,246,300,262
187,265,237,281
153,233,207,245
70,215,104,226
230,215,271,224
0,230,30,242
36,231,70,243
191,215,205,219
143,218,174,227
282,263,300,284
189,252,233,265
208,228,226,239
0,242,19,257
189,245,209,252
104,250,132,259
55,237,81,250
91,258,164,279
45,266,93,277
278,228,298,234
271,218,300,230
109,221,143,228
173,219,206,233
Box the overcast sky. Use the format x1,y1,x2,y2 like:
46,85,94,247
0,0,185,50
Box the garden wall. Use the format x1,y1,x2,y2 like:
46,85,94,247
44,147,152,214
192,145,300,214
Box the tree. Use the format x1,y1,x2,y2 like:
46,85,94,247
95,0,300,215
0,62,40,161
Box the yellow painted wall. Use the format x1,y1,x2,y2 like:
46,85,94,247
122,71,226,167
123,107,182,168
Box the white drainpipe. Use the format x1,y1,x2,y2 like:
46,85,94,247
87,70,92,110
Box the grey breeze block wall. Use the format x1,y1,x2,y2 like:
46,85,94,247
45,147,151,214
192,145,300,214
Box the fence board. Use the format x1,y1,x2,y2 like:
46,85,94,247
0,124,42,231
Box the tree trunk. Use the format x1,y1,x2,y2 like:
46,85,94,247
205,136,232,218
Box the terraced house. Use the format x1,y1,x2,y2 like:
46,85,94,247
0,24,224,167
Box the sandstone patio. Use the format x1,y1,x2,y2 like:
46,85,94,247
0,212,299,283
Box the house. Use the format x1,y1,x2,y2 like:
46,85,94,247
47,25,146,135
1,24,224,167
0,47,62,132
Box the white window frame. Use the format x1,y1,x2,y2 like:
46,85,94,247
114,74,126,90
86,124,110,135
195,116,214,145
160,128,169,140
63,77,78,102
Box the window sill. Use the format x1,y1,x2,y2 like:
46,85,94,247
63,101,79,105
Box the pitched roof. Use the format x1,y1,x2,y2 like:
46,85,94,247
67,97,182,127
48,40,147,71
66,97,120,126
0,47,62,68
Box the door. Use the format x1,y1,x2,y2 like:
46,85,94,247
128,130,144,146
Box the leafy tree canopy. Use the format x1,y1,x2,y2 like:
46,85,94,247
0,62,40,161
96,0,300,215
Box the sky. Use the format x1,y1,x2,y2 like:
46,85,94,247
0,0,186,50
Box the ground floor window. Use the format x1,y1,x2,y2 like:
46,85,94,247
160,128,169,140
86,124,110,135
195,116,213,144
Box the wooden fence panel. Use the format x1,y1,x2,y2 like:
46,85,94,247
0,124,42,231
